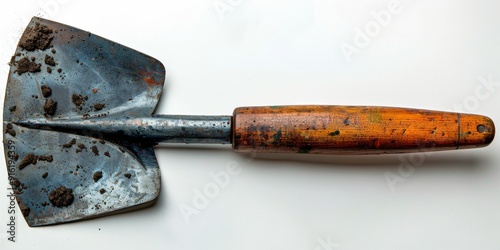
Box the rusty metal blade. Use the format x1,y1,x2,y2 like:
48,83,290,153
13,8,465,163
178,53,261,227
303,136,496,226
3,17,165,226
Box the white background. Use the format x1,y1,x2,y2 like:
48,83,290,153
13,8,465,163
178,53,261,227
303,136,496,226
0,0,499,249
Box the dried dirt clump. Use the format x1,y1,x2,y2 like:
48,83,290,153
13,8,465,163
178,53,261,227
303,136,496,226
44,55,56,66
19,22,54,51
41,85,52,97
14,57,41,75
18,153,53,170
43,99,57,116
5,123,16,137
93,171,103,182
93,103,105,111
49,186,74,207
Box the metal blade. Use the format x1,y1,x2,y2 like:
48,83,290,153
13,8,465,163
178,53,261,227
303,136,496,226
3,17,165,226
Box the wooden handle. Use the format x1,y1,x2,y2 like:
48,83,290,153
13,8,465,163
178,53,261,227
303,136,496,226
232,106,495,154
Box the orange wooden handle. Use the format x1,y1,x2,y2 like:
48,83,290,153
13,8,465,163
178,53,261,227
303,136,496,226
232,106,495,154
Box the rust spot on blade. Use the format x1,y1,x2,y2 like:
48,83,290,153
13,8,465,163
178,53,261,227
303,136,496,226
140,71,162,86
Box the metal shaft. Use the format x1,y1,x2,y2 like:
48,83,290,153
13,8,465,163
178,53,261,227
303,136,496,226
16,115,232,144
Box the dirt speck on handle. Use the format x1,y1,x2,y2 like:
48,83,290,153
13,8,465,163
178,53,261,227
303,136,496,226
43,99,57,116
42,172,48,179
49,186,74,207
124,173,131,179
14,57,41,75
99,188,106,194
104,151,110,157
93,171,103,182
9,106,16,112
19,22,54,51
41,85,52,98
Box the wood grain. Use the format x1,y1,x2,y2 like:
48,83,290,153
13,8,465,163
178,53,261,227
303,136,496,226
232,106,495,154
